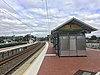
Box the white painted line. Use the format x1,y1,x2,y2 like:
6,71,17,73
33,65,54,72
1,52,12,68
46,54,56,56
23,42,48,75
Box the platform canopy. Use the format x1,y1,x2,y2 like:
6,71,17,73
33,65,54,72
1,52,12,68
51,18,97,34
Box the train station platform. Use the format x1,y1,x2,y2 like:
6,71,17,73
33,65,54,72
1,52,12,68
12,42,48,75
37,42,100,75
0,43,35,52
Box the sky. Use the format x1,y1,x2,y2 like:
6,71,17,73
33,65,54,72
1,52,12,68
0,0,100,37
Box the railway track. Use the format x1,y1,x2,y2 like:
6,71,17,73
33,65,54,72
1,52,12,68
0,42,45,75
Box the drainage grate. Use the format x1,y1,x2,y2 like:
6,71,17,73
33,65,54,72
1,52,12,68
74,70,96,75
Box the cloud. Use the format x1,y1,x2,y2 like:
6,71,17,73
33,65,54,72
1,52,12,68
0,0,100,37
1,19,22,24
0,8,20,19
18,0,43,8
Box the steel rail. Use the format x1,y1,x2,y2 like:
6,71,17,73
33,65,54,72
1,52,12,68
0,42,45,75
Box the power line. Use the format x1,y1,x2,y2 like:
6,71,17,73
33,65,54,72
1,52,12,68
43,0,50,34
0,10,21,30
2,0,21,18
41,0,49,36
0,8,29,27
1,0,33,20
1,0,40,29
0,9,48,35
44,0,49,19
0,0,51,35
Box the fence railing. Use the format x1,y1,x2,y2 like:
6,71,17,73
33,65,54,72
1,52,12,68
86,43,100,49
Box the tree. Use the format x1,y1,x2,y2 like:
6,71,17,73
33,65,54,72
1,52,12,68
23,34,35,42
89,35,97,40
0,36,5,43
23,34,30,41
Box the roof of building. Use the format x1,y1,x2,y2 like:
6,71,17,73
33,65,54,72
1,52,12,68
51,18,97,33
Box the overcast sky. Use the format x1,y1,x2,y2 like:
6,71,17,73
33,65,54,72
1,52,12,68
0,0,100,37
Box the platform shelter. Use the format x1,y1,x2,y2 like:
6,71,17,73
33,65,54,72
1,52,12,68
51,18,97,56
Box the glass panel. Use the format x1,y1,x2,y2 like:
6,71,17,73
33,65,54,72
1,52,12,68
60,51,69,56
77,36,86,50
70,36,76,50
70,50,76,56
77,50,86,56
60,36,69,51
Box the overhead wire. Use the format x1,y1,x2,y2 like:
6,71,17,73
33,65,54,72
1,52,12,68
2,0,49,28
1,0,42,30
0,8,48,34
0,0,50,35
0,9,20,29
1,0,35,19
41,0,49,36
43,0,50,34
0,8,31,30
4,0,50,28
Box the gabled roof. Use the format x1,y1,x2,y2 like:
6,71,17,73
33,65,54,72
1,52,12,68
51,17,97,33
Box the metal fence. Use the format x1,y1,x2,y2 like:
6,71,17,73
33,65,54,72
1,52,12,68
86,43,100,49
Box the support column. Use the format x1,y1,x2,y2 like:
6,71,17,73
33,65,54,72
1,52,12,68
57,33,60,56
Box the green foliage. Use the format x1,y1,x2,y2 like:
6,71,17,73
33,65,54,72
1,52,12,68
89,35,97,40
36,37,46,41
0,36,5,43
86,35,100,43
23,34,35,41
